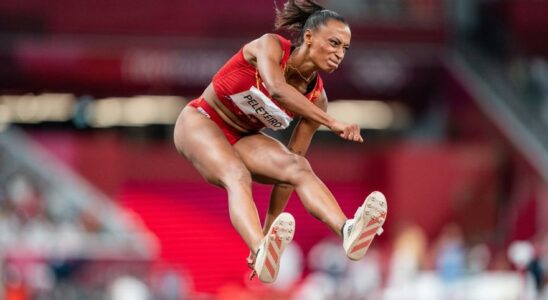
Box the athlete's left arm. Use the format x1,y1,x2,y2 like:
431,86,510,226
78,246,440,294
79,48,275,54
261,90,327,235
286,89,327,156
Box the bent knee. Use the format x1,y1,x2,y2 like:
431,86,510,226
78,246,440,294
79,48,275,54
212,163,252,188
284,154,313,182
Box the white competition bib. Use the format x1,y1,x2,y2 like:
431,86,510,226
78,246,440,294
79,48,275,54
229,86,293,130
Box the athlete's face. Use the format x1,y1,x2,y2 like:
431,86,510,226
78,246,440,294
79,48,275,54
305,19,351,73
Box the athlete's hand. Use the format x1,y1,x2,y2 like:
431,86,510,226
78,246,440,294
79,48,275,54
328,120,363,143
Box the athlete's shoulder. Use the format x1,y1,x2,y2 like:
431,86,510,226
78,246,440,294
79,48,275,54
256,33,291,49
271,33,291,45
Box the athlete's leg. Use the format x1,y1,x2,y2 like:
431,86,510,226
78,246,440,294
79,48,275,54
233,134,347,237
263,183,293,235
173,106,263,252
236,134,388,261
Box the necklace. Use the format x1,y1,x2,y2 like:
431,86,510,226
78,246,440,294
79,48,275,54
286,64,315,84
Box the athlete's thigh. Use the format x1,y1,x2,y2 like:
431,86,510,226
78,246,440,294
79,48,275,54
233,133,302,185
174,106,246,185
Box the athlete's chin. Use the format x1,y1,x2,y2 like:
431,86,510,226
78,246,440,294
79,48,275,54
318,62,339,73
324,66,338,73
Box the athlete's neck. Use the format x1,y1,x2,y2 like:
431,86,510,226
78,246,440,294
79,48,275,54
287,46,316,82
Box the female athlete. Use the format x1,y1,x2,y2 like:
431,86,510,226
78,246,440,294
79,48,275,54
174,0,388,283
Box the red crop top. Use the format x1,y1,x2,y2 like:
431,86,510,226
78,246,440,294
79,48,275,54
211,34,324,131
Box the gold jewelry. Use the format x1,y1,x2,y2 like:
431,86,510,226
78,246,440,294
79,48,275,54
286,64,315,84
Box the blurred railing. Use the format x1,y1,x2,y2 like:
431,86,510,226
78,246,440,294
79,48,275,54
0,126,158,259
445,45,548,182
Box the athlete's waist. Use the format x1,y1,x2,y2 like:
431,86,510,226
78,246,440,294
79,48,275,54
201,84,259,133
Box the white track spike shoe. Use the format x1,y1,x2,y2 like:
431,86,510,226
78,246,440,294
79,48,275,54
252,212,295,283
343,191,387,261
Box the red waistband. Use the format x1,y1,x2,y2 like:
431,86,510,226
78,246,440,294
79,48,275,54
187,97,249,145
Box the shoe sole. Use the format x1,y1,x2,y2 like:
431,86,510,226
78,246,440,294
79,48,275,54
344,191,387,261
255,212,295,283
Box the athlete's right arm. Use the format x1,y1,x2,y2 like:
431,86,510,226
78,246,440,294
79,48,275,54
244,34,361,141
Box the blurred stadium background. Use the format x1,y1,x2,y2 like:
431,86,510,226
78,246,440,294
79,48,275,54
0,0,547,299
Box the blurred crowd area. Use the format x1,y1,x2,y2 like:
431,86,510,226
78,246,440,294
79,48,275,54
0,132,160,300
0,0,547,299
216,223,548,300
2,165,547,300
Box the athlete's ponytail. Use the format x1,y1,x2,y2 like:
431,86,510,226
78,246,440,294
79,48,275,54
274,0,347,44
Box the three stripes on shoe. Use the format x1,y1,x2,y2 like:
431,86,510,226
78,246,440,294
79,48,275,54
349,212,386,255
264,228,283,278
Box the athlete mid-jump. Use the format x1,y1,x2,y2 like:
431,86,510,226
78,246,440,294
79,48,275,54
174,0,388,283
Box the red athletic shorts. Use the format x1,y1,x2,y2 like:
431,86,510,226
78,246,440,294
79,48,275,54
187,97,250,145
